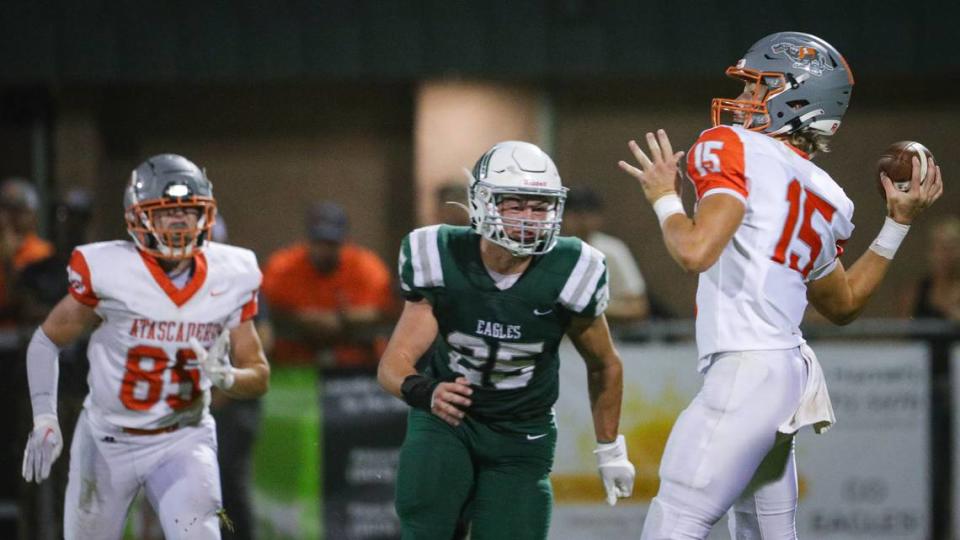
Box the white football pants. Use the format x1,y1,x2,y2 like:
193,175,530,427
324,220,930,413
641,347,807,540
64,410,223,539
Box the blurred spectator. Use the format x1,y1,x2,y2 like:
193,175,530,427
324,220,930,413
563,187,650,322
17,188,93,322
261,201,393,369
209,216,265,540
0,177,54,323
0,177,53,538
435,182,471,226
899,214,960,322
15,187,94,540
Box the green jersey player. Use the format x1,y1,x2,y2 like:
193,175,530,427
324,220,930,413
378,141,635,539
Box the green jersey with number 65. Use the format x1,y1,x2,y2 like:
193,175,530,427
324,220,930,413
399,225,608,421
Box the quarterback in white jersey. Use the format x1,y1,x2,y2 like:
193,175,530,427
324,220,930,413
22,154,270,540
619,32,942,539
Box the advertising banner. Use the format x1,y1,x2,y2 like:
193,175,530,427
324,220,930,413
321,368,409,540
799,343,930,539
550,341,930,540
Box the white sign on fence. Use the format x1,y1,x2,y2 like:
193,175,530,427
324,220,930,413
550,340,930,540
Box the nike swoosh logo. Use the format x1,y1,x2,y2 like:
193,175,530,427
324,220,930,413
533,308,553,316
526,433,548,440
210,289,228,297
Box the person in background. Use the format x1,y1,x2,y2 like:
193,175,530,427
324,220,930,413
261,201,393,369
562,187,650,323
0,177,53,539
898,214,960,322
0,177,54,322
16,188,94,540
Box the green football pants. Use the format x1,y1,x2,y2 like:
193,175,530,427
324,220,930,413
395,408,557,540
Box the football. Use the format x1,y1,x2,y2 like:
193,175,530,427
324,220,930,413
876,141,934,199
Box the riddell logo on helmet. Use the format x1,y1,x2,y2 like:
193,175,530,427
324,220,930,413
524,179,548,187
771,43,834,76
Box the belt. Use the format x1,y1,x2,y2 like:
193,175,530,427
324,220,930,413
121,424,180,436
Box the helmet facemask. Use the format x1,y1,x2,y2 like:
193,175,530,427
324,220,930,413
712,67,791,132
124,154,217,260
466,141,567,258
711,32,854,138
468,178,566,257
126,195,216,260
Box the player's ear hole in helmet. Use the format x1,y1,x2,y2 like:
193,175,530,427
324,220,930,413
712,31,854,155
124,154,217,260
464,141,568,257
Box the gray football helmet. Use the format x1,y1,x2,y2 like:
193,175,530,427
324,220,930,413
123,154,216,259
466,141,567,257
712,31,854,136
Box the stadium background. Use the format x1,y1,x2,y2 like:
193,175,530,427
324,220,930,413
2,1,959,539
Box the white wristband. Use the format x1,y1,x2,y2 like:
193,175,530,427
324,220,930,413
652,194,684,226
869,216,910,260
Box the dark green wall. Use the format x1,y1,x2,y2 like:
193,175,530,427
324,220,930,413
1,0,957,84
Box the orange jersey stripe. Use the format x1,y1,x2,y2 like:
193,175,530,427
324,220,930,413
68,249,99,307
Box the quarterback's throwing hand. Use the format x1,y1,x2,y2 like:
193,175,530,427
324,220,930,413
431,377,473,427
880,155,943,225
189,328,235,390
594,434,635,506
22,413,63,483
619,129,686,205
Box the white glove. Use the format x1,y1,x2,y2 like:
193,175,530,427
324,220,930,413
594,434,635,506
22,413,63,483
189,328,235,390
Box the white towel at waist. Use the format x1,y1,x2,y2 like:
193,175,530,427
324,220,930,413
778,343,836,435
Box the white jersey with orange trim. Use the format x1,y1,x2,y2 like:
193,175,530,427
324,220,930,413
686,125,854,367
67,240,261,430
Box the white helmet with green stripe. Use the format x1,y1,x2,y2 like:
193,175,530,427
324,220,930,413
467,141,567,257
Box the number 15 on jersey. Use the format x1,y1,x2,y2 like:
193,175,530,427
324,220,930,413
772,179,838,278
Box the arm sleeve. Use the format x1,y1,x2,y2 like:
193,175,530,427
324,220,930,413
686,126,748,203
26,328,60,419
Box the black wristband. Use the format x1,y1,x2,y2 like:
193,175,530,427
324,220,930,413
400,374,440,411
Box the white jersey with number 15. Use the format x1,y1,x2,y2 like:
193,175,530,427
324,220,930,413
685,125,854,368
